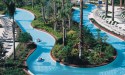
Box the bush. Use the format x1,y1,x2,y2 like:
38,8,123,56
18,32,32,43
52,21,116,67
52,44,63,58
27,42,37,49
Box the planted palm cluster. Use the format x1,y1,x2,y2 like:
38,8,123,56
52,22,116,67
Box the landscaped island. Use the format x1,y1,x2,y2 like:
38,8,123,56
51,22,116,67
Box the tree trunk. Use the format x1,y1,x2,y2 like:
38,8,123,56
41,7,47,23
62,0,64,7
112,0,114,21
62,16,66,46
105,0,108,17
79,0,84,59
12,16,15,60
62,19,66,46
54,1,57,31
54,22,57,31
62,0,66,46
32,0,34,10
120,0,122,9
68,15,71,29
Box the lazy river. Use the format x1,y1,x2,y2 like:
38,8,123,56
14,4,125,75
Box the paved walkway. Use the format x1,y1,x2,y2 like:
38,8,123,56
101,5,125,23
89,13,125,41
90,5,125,36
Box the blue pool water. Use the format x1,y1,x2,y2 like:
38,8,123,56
14,4,125,75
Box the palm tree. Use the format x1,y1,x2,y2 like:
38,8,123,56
40,0,47,23
79,0,84,59
0,41,5,58
112,0,114,21
62,0,64,8
53,0,57,31
15,0,23,7
105,0,108,17
3,0,16,60
58,8,67,46
60,0,67,46
51,0,58,31
65,0,73,29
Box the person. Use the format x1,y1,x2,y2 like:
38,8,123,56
38,57,44,62
39,57,43,60
37,38,41,42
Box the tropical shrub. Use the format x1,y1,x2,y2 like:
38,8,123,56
17,32,32,43
52,22,116,67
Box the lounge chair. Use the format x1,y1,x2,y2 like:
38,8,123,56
121,14,124,19
110,21,114,25
107,20,111,24
102,15,106,20
3,42,12,49
114,22,118,26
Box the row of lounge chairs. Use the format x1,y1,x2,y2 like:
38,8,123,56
93,9,125,35
121,14,125,19
97,9,119,26
119,13,125,22
114,11,125,23
0,17,14,53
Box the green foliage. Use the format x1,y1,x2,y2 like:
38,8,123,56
52,22,115,66
3,0,16,18
0,41,5,59
22,5,62,38
27,42,37,49
2,41,36,75
57,48,69,62
114,0,124,5
0,0,5,11
88,51,104,65
67,30,77,38
71,48,78,57
18,32,32,43
32,20,44,28
105,45,114,58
